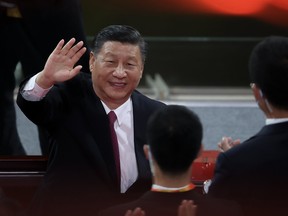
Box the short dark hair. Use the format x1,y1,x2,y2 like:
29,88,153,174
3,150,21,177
91,25,147,64
249,36,288,109
147,105,203,175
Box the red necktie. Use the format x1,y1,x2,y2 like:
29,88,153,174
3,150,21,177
108,111,121,187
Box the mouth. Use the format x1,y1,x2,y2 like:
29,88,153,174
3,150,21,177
110,82,126,88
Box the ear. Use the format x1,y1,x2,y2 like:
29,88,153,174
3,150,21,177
197,144,204,158
89,51,95,72
143,145,149,159
250,83,263,102
139,65,144,79
251,83,274,117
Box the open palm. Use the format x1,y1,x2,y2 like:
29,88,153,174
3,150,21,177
40,38,87,86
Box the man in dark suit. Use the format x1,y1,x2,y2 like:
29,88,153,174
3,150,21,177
17,25,166,216
208,36,288,216
0,0,90,155
99,105,243,216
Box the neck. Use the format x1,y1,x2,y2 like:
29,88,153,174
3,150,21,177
93,85,129,110
264,104,288,119
153,171,191,188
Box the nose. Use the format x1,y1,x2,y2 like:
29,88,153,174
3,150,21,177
113,64,127,78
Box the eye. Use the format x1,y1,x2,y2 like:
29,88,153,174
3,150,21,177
127,62,136,67
104,60,117,66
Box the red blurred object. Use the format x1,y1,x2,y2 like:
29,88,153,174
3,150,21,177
134,0,288,27
191,150,219,183
194,0,265,15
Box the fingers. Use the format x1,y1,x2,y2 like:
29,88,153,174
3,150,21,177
66,40,85,59
53,38,86,61
218,136,241,152
125,208,145,216
125,210,133,216
51,39,65,55
178,200,197,216
218,136,230,152
52,38,76,56
65,39,87,68
60,38,77,56
70,45,87,64
67,65,82,79
232,139,241,146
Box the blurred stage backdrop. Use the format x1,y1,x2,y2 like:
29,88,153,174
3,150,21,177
81,0,288,87
18,0,287,154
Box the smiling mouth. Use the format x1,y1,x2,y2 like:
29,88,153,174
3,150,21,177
110,82,126,88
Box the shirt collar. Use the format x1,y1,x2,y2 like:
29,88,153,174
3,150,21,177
151,183,195,192
266,118,288,125
102,98,132,126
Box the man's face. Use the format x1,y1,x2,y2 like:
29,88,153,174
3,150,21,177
89,41,143,109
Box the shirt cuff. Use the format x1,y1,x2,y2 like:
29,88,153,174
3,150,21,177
22,74,52,101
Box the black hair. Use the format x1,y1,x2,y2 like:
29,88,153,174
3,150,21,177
147,105,203,175
249,36,288,109
91,25,147,63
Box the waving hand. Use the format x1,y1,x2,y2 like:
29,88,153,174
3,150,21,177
36,38,87,88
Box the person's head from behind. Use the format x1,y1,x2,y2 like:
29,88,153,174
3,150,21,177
145,105,203,178
249,36,288,115
89,25,147,109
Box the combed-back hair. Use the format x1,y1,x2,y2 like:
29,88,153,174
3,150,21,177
91,25,147,64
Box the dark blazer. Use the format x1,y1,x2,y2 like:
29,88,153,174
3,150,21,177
99,190,243,216
16,72,166,216
209,121,288,216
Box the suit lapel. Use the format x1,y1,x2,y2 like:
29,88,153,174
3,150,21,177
81,82,118,187
131,92,152,180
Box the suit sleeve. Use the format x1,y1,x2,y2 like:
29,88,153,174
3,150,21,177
208,152,235,198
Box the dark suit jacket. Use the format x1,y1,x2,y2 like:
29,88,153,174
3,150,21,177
209,121,288,216
99,190,243,216
16,72,166,216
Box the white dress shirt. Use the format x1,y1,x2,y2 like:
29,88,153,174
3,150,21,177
102,100,138,193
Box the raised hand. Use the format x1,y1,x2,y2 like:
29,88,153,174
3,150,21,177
36,38,87,88
178,200,197,216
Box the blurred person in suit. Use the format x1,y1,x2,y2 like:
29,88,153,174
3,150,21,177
209,36,288,216
99,105,242,216
0,0,90,155
16,25,166,216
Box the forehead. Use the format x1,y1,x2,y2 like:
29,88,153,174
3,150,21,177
98,41,141,58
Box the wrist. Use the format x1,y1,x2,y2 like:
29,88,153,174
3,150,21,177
36,71,54,89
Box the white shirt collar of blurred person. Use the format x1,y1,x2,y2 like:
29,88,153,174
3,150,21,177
266,118,288,125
